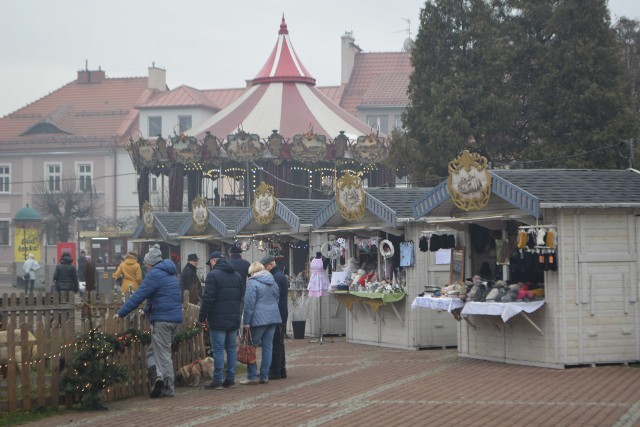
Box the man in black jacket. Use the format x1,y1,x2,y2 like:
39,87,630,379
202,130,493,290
198,251,243,389
228,246,250,295
181,253,201,304
260,255,288,380
53,252,79,295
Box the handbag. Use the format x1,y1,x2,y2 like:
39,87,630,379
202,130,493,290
24,272,30,281
116,275,124,288
237,327,256,365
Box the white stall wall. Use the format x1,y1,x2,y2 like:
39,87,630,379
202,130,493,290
459,208,640,368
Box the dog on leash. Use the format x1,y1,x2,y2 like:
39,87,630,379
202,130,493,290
175,357,213,387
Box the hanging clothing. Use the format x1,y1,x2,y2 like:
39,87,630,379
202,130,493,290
399,241,414,267
307,258,330,298
418,236,429,252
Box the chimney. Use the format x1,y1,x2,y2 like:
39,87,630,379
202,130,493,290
341,31,361,85
148,63,167,91
77,64,106,84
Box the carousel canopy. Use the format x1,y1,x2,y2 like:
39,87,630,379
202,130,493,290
188,16,378,140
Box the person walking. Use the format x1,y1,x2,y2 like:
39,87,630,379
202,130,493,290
116,244,182,398
112,251,143,294
261,255,289,380
52,252,79,296
181,253,202,304
198,251,243,390
240,261,282,385
22,253,40,293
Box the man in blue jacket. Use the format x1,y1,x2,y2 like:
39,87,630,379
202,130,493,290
198,251,243,389
117,244,182,398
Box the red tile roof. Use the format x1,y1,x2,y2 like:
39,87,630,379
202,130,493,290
202,88,249,109
340,52,413,115
139,85,220,110
0,75,152,149
318,85,346,105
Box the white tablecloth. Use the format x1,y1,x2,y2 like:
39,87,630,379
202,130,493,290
461,300,545,322
411,296,465,313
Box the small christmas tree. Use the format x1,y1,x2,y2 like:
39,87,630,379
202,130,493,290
62,305,128,410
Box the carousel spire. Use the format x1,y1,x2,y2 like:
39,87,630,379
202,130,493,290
252,15,316,85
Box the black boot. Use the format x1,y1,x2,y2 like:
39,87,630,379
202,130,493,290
147,366,157,389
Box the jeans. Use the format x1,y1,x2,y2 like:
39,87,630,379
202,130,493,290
247,324,276,381
210,328,238,383
25,279,35,293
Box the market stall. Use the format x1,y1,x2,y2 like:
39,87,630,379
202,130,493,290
413,151,640,368
311,176,460,349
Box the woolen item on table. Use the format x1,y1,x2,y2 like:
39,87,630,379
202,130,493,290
260,255,275,265
144,244,163,265
237,328,256,365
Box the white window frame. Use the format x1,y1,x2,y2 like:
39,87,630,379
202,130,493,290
76,162,93,192
394,114,403,130
45,163,62,192
148,116,162,138
0,164,10,193
178,115,192,133
366,115,389,134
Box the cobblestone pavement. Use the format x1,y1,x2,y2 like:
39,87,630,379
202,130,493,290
16,337,640,427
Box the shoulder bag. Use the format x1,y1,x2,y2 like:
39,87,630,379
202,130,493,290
237,327,257,365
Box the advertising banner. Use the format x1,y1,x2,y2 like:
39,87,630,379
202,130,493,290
14,227,41,262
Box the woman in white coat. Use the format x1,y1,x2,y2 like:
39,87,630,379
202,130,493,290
22,253,40,293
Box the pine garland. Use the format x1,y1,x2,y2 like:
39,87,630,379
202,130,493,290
62,304,202,410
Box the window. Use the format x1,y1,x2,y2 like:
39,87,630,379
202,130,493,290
46,222,58,245
178,115,192,133
148,116,162,137
0,165,9,193
77,163,92,192
46,163,61,192
394,115,403,130
366,115,389,134
136,174,158,192
0,221,8,245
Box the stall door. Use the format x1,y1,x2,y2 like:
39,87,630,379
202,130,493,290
577,213,639,364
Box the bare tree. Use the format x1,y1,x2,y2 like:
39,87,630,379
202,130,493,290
31,177,101,242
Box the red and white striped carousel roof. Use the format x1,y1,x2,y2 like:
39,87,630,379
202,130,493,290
189,16,376,140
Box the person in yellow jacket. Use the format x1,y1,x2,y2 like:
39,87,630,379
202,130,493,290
113,251,143,294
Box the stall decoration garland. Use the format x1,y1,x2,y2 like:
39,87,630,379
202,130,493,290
63,304,202,410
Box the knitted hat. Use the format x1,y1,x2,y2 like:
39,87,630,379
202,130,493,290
229,245,243,254
144,244,163,265
187,253,199,261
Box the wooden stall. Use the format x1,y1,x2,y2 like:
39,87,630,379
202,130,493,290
413,152,640,367
311,184,460,349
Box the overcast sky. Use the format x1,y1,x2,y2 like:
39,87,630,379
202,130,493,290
0,0,638,118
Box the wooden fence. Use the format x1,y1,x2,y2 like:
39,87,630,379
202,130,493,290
0,290,205,413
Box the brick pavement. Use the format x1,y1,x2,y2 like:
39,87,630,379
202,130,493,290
15,337,640,427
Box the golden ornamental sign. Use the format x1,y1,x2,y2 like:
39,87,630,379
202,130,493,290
191,195,209,233
252,182,277,225
447,150,492,211
142,201,155,234
336,171,366,221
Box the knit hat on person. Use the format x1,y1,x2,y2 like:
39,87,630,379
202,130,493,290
260,255,275,265
144,244,163,265
28,253,35,259
187,253,199,261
